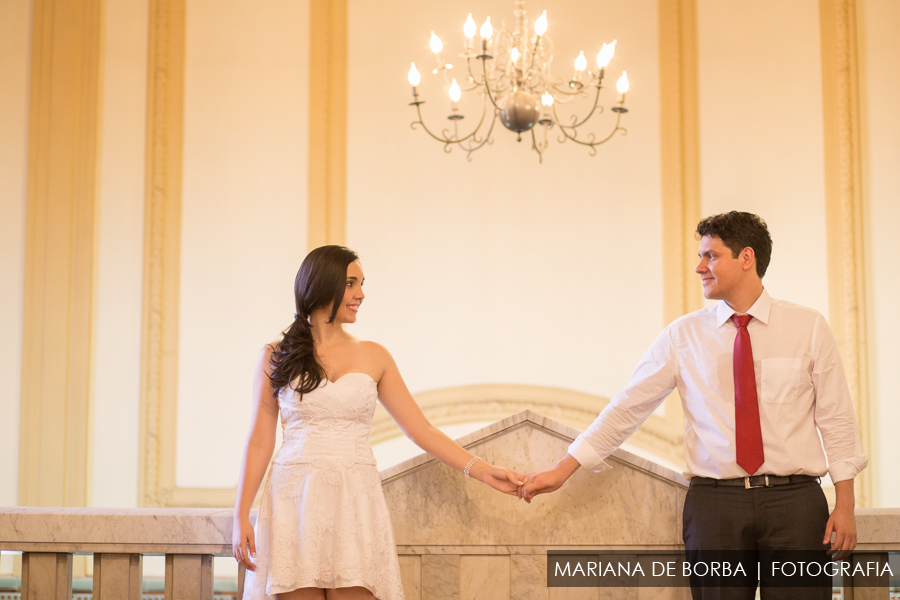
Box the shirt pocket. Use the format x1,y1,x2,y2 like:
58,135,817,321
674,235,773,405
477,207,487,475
760,358,804,403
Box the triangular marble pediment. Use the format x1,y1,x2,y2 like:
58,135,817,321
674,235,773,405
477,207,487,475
380,410,689,549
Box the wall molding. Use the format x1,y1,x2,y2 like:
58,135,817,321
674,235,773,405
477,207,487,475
18,0,103,509
139,0,186,508
307,0,348,250
818,0,871,507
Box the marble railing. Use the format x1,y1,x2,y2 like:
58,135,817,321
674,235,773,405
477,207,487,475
1,507,899,599
0,507,245,599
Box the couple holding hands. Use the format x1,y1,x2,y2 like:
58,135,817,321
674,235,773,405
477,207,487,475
234,212,866,600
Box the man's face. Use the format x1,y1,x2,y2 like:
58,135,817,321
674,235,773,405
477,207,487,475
695,235,747,301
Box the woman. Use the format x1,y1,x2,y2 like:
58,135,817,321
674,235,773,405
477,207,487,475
233,246,523,600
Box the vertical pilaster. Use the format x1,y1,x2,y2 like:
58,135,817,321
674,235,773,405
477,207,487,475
18,0,103,509
819,0,871,507
307,0,348,249
139,0,186,508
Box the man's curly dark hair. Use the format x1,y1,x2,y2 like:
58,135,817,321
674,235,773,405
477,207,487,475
696,211,773,278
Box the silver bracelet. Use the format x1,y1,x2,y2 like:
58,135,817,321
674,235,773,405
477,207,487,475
464,456,481,478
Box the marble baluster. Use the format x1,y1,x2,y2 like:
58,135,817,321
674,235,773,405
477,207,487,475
20,552,72,600
847,553,890,600
93,553,142,599
165,554,213,600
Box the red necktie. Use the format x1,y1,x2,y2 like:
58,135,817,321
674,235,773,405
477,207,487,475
732,315,764,475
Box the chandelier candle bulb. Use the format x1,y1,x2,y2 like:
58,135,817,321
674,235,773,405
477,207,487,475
534,10,547,36
511,47,520,64
408,62,421,88
430,31,443,54
541,91,553,106
449,78,462,103
597,40,616,69
480,17,493,40
616,70,629,102
574,51,587,72
464,14,476,38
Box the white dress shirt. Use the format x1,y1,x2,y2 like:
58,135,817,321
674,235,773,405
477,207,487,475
568,289,868,482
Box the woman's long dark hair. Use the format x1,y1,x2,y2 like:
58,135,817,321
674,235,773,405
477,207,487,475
268,245,359,398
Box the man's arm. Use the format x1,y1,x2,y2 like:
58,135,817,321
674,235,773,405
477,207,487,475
519,325,680,501
824,479,857,560
810,314,866,558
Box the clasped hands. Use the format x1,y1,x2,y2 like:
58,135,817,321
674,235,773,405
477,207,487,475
477,454,581,501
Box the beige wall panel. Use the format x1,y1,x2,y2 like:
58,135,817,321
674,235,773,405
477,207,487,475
92,0,149,508
0,0,31,506
347,0,664,400
176,0,310,488
460,555,510,600
859,0,900,508
697,0,830,316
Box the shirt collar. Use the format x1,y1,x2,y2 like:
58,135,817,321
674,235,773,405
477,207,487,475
716,288,771,327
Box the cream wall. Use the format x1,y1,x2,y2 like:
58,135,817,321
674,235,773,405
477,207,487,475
91,0,149,508
175,0,311,488
859,0,900,508
346,0,664,401
697,0,829,316
0,0,31,508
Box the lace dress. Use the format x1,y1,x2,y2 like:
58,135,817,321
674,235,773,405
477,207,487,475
241,373,405,600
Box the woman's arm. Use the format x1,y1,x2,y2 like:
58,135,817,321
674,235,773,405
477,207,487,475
232,344,280,570
373,343,523,494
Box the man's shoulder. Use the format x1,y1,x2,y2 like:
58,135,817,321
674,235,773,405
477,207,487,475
663,304,719,338
768,297,827,325
669,304,718,327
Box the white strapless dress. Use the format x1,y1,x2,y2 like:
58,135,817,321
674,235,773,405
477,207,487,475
241,373,405,600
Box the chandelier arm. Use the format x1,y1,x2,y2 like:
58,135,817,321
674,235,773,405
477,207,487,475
481,58,504,111
549,84,589,97
528,37,540,71
410,98,488,146
554,110,626,148
466,57,486,86
552,86,605,129
530,128,544,163
462,111,499,160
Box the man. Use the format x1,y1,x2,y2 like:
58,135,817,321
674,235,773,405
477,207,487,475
520,212,867,599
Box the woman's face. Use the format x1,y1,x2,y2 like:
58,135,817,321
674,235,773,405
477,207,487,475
334,260,365,324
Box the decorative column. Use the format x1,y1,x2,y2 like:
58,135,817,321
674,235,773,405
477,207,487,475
307,0,349,249
139,0,187,508
819,0,871,507
18,0,102,509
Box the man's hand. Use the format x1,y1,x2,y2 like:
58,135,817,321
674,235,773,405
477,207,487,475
518,454,581,503
824,479,857,561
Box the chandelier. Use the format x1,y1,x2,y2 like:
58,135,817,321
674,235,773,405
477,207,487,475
406,1,630,162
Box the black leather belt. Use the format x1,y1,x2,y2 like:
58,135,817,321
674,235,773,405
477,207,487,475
690,474,820,489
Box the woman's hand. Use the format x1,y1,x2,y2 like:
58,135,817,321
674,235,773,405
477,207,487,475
232,515,257,571
476,463,525,496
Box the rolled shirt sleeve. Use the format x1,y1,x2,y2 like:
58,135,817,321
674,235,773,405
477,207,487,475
811,314,868,483
568,324,680,472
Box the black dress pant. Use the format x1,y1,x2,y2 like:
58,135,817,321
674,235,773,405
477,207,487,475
682,480,831,600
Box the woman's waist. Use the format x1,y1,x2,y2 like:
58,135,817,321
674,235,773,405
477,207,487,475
274,434,376,465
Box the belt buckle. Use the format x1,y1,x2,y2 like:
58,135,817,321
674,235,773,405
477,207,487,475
744,475,770,489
